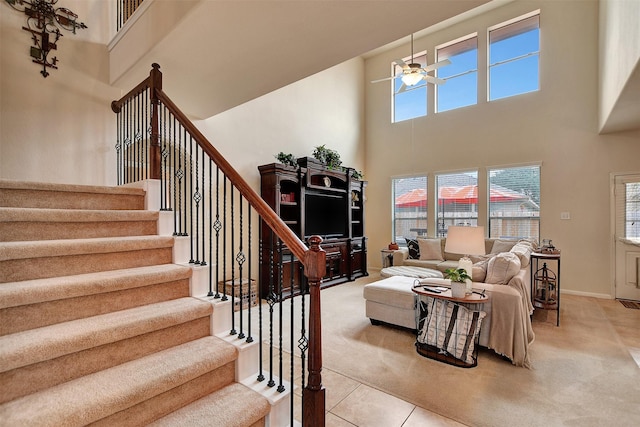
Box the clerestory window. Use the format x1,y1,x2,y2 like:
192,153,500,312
436,35,478,112
393,52,428,122
488,11,540,101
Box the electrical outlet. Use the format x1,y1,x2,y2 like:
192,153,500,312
560,212,571,220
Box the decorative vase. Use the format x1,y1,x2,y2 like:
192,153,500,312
451,281,466,298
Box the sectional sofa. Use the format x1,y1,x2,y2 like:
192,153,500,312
364,237,537,367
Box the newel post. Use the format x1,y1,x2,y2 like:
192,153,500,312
149,63,162,180
302,235,326,426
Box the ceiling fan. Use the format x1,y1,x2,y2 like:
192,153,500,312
371,34,451,93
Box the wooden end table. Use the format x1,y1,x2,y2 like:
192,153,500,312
412,286,489,368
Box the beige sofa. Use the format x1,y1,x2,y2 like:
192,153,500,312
365,237,536,367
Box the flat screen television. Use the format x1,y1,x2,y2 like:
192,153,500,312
304,192,347,239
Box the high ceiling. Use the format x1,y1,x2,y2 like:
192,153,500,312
110,0,639,132
111,0,491,119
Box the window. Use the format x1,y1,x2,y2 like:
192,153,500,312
392,176,427,243
393,52,427,122
488,165,540,240
436,171,478,237
625,182,640,238
436,35,478,112
489,12,540,101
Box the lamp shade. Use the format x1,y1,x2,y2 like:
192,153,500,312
444,226,486,256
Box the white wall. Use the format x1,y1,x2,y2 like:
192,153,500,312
1,0,365,190
196,58,366,192
365,0,640,297
0,0,119,185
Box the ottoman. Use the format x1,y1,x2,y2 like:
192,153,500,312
363,276,423,330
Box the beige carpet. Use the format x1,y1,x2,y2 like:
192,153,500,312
269,276,640,427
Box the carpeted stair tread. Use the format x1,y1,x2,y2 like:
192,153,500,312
0,336,237,426
0,235,174,261
0,297,213,373
0,207,160,242
0,207,158,222
0,179,146,196
0,179,145,210
0,264,192,310
149,382,270,427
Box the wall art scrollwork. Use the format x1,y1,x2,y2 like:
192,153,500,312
5,0,87,77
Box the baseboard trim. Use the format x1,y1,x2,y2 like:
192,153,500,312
561,289,613,299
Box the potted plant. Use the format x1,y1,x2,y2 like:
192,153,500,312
444,267,470,298
312,145,342,170
275,152,297,168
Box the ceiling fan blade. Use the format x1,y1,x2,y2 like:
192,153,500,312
371,76,396,84
394,58,408,68
395,82,408,94
424,75,446,85
422,58,452,73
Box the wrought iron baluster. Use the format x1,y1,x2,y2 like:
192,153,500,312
192,139,200,264
277,239,285,393
213,166,223,300
172,115,178,233
181,127,188,236
200,148,207,266
115,111,122,185
289,255,296,423
207,158,214,296
229,184,236,335
188,135,194,261
223,176,230,311
257,227,265,382
246,205,253,344
267,230,276,388
237,195,245,340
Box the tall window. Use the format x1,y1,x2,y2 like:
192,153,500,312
489,12,540,101
436,35,478,112
392,176,427,244
488,165,540,240
436,171,478,237
625,182,640,238
393,52,427,122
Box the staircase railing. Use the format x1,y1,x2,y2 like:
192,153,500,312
111,63,326,426
116,0,145,31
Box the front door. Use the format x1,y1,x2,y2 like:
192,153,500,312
613,173,640,301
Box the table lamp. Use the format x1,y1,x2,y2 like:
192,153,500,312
444,226,486,294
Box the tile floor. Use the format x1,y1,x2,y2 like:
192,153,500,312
302,296,640,427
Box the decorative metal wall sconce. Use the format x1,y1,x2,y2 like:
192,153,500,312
5,0,87,77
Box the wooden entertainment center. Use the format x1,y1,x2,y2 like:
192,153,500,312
258,157,367,297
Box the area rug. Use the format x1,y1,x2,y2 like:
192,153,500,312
313,279,640,427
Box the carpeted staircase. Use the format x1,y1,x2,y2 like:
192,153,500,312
0,180,270,426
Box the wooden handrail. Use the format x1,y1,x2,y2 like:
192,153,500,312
155,89,308,261
112,64,326,425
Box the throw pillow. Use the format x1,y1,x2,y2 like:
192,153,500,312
510,242,533,267
418,238,444,261
417,296,486,365
485,252,521,285
472,257,490,282
406,238,420,259
490,239,517,254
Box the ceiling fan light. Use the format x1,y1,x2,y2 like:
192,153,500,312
401,72,423,86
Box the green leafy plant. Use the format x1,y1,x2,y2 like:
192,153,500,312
275,152,297,168
350,169,364,180
312,145,342,170
444,268,470,283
